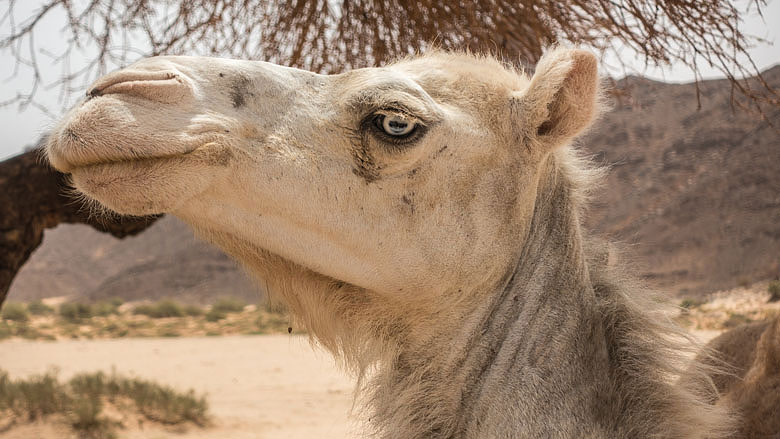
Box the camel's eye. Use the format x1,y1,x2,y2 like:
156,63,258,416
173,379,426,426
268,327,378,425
362,110,426,147
375,114,416,137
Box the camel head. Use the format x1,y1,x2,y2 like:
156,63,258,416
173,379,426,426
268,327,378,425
46,48,600,300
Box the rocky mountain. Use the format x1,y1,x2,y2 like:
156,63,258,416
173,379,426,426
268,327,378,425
9,217,260,304
6,66,780,303
582,65,780,295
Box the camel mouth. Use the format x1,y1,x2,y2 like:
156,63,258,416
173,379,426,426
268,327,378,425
66,151,189,173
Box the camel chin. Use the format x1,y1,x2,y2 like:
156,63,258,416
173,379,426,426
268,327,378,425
68,152,223,216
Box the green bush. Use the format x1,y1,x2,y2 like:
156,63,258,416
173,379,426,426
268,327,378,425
205,309,226,322
92,301,120,317
59,303,93,321
27,300,54,315
101,322,127,338
769,281,780,303
1,302,29,322
133,300,184,318
131,304,154,317
183,305,204,316
211,297,246,314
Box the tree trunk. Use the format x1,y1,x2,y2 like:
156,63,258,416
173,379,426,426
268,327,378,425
0,149,159,306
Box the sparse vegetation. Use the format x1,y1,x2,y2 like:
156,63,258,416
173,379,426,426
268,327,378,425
0,369,208,437
1,302,29,322
157,323,181,338
91,300,121,317
723,312,752,329
211,297,246,314
119,376,208,425
0,299,291,340
675,282,780,330
69,394,117,439
0,370,66,420
27,300,54,315
679,298,704,311
0,322,12,340
205,309,226,322
768,281,780,303
184,304,204,316
256,310,291,334
133,300,185,318
59,302,94,321
13,323,48,340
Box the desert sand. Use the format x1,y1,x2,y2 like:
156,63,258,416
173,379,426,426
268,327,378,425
0,335,361,438
0,330,725,438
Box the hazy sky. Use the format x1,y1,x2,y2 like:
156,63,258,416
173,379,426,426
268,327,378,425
1,1,778,160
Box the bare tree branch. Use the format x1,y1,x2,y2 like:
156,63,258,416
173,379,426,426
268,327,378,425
0,0,777,116
0,148,160,305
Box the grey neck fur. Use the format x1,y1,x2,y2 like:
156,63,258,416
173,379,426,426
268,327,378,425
360,154,728,438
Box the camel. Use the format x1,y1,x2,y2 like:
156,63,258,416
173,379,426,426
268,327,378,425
45,48,734,437
695,317,780,437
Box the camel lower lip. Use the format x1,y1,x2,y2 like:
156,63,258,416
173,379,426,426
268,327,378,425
64,142,230,174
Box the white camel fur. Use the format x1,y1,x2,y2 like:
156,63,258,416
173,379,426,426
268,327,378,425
46,48,731,438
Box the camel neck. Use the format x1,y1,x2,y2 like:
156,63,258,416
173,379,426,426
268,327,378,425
368,156,615,437
454,164,609,436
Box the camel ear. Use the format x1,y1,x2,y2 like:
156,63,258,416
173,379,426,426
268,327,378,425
511,48,600,150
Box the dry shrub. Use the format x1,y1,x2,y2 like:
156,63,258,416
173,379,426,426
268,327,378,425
1,302,29,322
0,369,209,437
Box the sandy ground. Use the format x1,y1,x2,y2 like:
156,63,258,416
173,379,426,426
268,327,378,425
0,335,362,439
0,331,725,438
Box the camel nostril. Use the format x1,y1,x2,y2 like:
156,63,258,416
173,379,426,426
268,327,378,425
87,88,102,99
85,69,193,104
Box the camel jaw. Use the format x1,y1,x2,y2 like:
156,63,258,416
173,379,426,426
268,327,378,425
65,142,232,216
